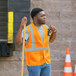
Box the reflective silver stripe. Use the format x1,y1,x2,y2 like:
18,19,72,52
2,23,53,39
65,55,71,62
64,67,72,72
44,25,48,29
26,46,50,52
29,25,35,47
25,25,49,52
44,46,50,50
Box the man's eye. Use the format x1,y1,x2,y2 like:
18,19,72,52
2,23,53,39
41,15,45,17
41,16,43,17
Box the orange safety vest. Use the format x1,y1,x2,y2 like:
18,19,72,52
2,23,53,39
24,23,51,66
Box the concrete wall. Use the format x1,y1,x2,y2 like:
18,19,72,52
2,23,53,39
0,0,76,76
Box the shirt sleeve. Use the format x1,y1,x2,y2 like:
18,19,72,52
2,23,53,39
22,27,29,41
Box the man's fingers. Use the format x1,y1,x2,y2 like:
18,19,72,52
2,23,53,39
49,25,55,30
20,17,27,28
49,25,52,29
21,17,27,24
49,25,57,32
23,17,27,20
22,17,27,20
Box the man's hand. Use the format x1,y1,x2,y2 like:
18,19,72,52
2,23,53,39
20,17,27,28
49,25,57,43
49,25,57,33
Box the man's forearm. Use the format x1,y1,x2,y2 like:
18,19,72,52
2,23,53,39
15,26,23,44
15,17,27,44
49,32,56,43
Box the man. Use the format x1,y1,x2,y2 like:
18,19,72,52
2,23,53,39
16,8,57,76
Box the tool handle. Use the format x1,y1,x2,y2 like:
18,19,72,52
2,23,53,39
21,25,26,76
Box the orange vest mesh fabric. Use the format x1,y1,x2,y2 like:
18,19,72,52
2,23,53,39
24,23,51,66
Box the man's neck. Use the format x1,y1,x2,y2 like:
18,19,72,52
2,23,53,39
33,21,42,27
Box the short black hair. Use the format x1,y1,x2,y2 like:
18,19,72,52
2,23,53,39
31,8,44,19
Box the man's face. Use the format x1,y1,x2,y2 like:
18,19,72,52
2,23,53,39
35,11,46,25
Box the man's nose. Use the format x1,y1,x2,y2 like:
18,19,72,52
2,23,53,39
44,16,46,19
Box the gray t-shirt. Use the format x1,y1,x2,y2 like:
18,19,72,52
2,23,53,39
36,25,44,42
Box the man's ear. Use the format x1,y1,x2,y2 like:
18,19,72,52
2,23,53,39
34,17,36,20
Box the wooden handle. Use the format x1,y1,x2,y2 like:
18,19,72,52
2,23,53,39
21,25,26,76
